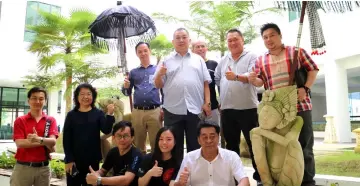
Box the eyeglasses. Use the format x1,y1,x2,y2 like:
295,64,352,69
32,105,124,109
115,134,131,140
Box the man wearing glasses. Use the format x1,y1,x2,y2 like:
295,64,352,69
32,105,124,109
11,87,58,186
86,121,143,186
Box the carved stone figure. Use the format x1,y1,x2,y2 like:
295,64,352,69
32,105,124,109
251,86,304,186
98,97,129,158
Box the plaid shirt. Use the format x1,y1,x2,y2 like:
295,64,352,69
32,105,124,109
255,46,319,112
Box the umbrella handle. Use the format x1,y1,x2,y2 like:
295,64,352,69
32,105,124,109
289,1,307,86
125,71,133,112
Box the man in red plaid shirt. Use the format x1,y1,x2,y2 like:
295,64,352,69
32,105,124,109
249,23,319,186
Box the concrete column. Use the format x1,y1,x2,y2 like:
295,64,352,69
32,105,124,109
324,58,352,143
47,90,59,117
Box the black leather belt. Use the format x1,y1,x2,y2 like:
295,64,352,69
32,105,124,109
17,160,49,167
134,105,159,110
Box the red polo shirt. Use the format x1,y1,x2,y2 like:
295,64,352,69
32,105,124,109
13,112,58,162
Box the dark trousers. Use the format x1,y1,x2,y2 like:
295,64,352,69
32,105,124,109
66,161,100,186
221,108,261,181
298,111,316,186
163,109,200,158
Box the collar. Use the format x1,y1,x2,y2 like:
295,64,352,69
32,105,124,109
227,50,248,61
25,112,47,120
265,44,286,55
174,49,192,57
138,64,153,69
196,147,224,160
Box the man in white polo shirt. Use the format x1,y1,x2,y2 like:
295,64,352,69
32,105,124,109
174,120,250,186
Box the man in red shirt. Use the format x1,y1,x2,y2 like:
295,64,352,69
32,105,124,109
10,87,59,186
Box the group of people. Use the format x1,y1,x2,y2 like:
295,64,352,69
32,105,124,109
10,22,319,186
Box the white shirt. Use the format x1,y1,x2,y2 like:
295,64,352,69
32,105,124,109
155,50,212,115
214,51,259,110
175,147,248,186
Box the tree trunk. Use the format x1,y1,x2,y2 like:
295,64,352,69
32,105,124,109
65,66,73,114
220,32,225,57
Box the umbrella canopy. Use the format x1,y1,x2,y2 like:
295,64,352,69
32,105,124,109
88,2,157,72
275,1,360,55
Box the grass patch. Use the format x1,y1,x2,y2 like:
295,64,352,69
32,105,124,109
315,151,360,177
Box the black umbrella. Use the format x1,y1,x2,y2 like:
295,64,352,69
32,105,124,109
89,1,157,73
89,1,157,111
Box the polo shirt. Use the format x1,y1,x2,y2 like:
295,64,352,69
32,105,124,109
13,112,58,162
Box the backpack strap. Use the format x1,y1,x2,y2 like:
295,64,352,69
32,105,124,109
44,118,52,160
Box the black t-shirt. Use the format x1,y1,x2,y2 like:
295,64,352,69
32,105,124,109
137,153,180,186
102,146,143,186
206,60,219,110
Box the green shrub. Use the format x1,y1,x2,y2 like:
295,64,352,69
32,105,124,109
50,159,65,179
0,152,16,169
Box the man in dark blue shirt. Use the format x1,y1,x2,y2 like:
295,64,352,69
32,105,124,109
122,42,162,154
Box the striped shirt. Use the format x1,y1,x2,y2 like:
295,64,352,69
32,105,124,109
255,46,319,112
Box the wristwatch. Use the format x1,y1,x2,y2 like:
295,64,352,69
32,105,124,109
40,137,44,144
97,176,102,186
300,86,310,94
235,75,239,81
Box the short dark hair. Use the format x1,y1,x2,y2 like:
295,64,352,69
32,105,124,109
197,120,220,137
260,23,281,36
227,28,243,38
173,27,189,38
27,87,47,100
135,42,150,52
73,83,97,110
112,121,134,137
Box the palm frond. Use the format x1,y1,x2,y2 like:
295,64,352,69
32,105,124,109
275,1,360,13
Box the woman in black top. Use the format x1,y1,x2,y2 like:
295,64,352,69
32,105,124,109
138,126,181,186
63,83,115,186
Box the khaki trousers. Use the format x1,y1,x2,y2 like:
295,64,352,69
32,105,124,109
10,163,50,186
132,107,161,153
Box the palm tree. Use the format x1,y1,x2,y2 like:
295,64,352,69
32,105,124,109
149,34,173,64
27,9,106,113
153,1,279,56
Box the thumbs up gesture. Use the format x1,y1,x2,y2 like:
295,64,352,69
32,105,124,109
178,167,190,185
159,63,167,76
86,166,100,185
149,160,163,177
225,66,236,81
248,66,257,84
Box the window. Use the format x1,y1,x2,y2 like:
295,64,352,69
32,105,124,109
24,1,61,42
288,11,300,22
0,1,2,21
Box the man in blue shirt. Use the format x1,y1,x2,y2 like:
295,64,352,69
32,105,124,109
122,42,162,154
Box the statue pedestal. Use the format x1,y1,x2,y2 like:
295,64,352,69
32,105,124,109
323,115,338,143
353,128,360,153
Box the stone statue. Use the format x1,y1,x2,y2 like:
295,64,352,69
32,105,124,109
251,86,304,186
98,96,127,159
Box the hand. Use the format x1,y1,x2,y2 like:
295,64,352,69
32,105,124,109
27,127,40,143
178,167,190,185
123,76,130,89
86,166,100,185
298,87,306,101
149,160,163,177
107,103,115,115
159,108,164,122
158,63,167,76
65,162,75,174
202,103,212,117
248,67,257,84
225,66,236,81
